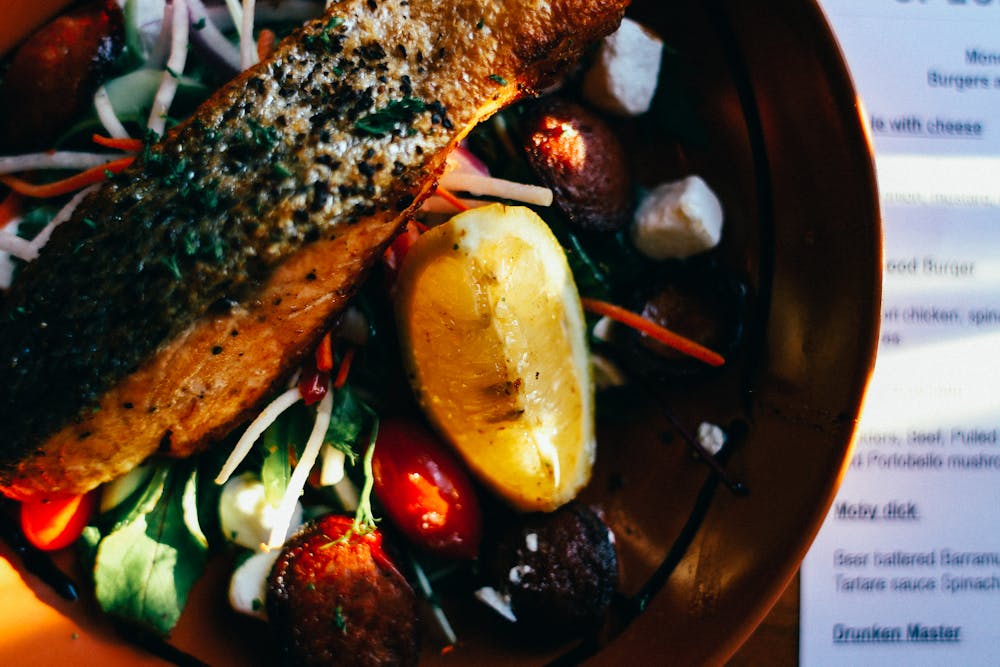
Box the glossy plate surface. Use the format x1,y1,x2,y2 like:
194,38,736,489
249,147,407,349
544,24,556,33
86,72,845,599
0,0,880,665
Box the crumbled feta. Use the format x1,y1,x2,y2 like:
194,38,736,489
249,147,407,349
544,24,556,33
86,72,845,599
509,564,534,584
524,532,539,552
592,315,615,343
697,422,727,456
228,549,280,620
475,586,517,623
631,176,724,260
219,472,303,551
591,354,627,389
583,18,664,117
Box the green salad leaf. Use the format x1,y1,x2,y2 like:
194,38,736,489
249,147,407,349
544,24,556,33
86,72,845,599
325,386,373,465
92,461,208,635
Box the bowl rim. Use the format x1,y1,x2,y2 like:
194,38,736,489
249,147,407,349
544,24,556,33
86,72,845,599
586,0,882,664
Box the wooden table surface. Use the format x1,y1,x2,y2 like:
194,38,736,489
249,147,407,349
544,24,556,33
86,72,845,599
728,574,800,666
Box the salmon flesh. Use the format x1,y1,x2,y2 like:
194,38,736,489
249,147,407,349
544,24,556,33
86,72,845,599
0,0,629,499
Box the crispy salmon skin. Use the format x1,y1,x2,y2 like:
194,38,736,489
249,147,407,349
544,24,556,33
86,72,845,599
0,0,629,499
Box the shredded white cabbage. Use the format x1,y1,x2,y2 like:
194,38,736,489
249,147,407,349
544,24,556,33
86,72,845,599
240,0,258,70
439,171,554,207
28,185,100,257
148,0,190,135
187,0,242,72
215,386,302,485
0,231,35,262
266,386,334,549
0,152,125,175
94,85,131,139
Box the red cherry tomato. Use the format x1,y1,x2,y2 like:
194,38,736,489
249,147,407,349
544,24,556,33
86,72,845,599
20,492,97,551
371,419,482,560
308,515,398,575
298,358,330,405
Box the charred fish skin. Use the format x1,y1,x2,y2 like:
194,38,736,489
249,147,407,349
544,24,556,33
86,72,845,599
0,0,630,498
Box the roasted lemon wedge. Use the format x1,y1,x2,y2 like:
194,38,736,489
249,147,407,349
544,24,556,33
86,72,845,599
395,204,594,512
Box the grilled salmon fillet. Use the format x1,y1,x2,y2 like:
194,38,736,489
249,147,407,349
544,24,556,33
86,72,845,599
0,0,629,499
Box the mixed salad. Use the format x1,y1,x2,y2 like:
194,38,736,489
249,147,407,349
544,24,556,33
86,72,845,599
0,0,747,663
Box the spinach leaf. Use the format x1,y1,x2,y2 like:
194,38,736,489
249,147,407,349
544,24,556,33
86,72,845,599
93,461,208,635
324,386,374,465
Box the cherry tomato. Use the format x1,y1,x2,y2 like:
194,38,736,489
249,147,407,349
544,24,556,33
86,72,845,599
20,492,97,551
298,357,330,405
371,419,482,560
382,220,423,279
301,514,397,575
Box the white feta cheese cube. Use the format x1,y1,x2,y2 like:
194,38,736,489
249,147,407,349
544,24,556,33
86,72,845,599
219,472,303,551
697,422,727,456
228,549,280,620
631,175,724,260
583,18,664,117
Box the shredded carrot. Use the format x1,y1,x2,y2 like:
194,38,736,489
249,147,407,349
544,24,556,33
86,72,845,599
315,331,334,372
0,156,135,199
91,134,143,152
434,186,469,212
0,191,22,229
581,297,725,367
333,347,356,389
257,28,277,61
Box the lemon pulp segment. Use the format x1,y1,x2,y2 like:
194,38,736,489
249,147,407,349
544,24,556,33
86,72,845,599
395,204,594,512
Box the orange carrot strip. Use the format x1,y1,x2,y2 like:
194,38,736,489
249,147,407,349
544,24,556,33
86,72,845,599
0,191,22,229
315,331,334,372
0,156,135,199
434,186,470,212
333,347,356,389
257,28,277,61
581,297,725,367
91,134,143,152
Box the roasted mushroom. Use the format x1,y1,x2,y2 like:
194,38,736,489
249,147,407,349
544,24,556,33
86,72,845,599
267,515,420,667
614,260,747,378
479,502,618,639
521,97,632,232
0,0,124,151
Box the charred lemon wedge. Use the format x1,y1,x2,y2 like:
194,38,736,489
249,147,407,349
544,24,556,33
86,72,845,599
395,204,594,512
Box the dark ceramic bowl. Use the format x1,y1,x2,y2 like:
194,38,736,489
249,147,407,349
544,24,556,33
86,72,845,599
0,0,880,665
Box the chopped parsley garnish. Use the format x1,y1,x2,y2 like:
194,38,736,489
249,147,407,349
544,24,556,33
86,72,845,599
354,97,427,137
334,605,348,633
161,255,182,279
306,15,347,49
193,17,206,31
273,162,293,178
488,74,508,86
247,118,280,149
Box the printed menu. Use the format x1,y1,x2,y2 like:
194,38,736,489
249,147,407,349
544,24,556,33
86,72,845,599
801,1,1000,665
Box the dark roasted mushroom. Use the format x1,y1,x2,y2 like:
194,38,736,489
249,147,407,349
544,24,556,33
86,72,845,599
0,0,124,152
267,514,420,667
613,260,748,379
521,97,632,232
480,501,618,639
